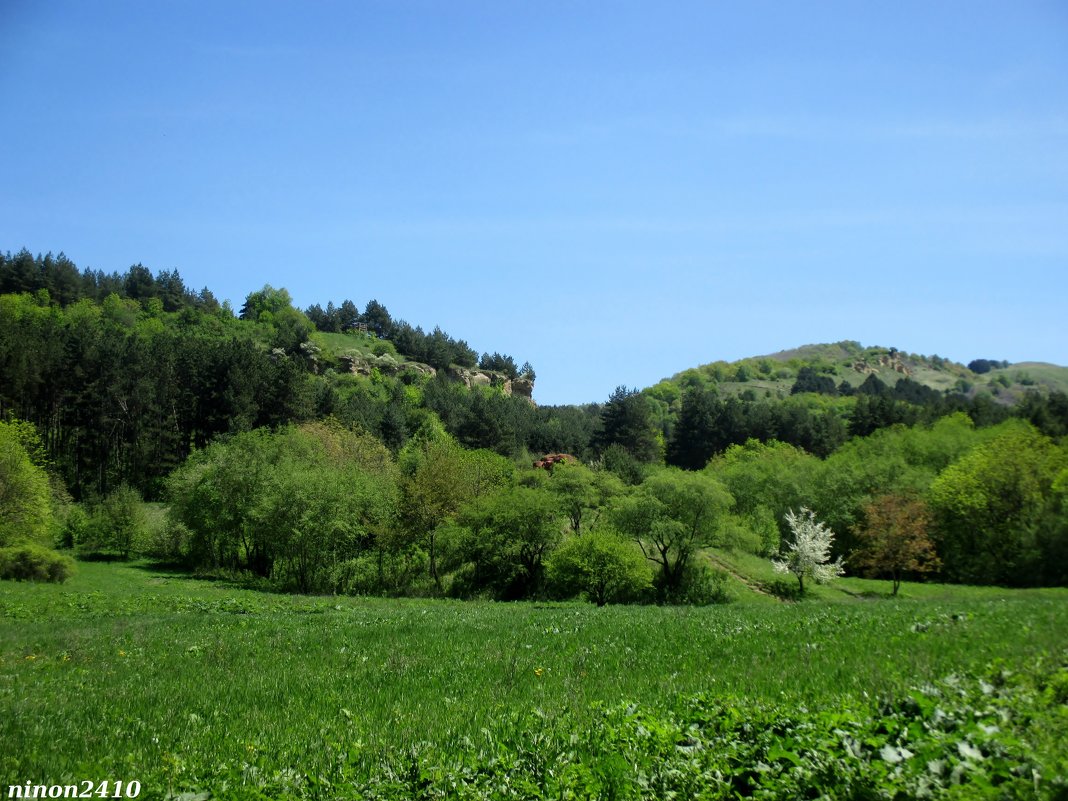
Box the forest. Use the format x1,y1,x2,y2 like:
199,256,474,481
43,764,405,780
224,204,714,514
2,248,1068,602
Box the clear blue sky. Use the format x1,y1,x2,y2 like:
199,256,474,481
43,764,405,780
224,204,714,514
2,1,1066,405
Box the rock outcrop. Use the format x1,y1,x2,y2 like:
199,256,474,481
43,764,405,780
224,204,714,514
337,357,535,402
447,367,536,405
337,354,437,380
509,377,534,402
852,353,911,377
447,366,497,389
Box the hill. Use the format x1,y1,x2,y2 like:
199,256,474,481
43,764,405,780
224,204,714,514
660,339,1068,402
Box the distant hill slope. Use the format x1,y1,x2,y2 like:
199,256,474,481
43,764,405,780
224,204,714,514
661,340,1068,403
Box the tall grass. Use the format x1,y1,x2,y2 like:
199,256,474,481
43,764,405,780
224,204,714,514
2,562,1066,796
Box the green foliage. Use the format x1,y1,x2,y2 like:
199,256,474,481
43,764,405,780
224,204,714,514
168,423,399,592
0,542,74,582
599,442,647,485
239,284,295,321
667,390,850,466
666,384,720,469
398,428,513,591
3,561,1067,797
672,561,731,605
706,438,820,549
611,468,732,600
928,422,1068,586
544,461,622,535
791,365,838,395
546,529,652,604
141,517,192,564
454,485,562,600
715,512,769,555
810,413,997,554
0,420,53,547
479,351,519,378
596,386,661,463
77,484,148,559
330,547,431,597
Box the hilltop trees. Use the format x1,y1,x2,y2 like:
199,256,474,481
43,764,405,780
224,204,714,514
8,249,1068,598
667,385,720,469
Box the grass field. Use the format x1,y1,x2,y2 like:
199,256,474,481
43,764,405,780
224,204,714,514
2,562,1067,799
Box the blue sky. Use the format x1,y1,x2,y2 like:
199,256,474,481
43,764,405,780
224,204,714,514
2,1,1066,405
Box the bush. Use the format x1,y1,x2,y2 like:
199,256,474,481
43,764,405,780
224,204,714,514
716,515,764,555
142,518,192,563
0,421,53,547
76,485,148,559
546,530,652,605
670,563,731,605
0,543,75,582
56,504,89,550
331,548,430,597
370,339,395,357
765,577,803,601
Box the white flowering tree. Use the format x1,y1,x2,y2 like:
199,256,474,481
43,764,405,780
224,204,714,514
772,507,845,594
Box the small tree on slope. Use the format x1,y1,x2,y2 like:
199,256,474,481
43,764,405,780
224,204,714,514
772,507,844,595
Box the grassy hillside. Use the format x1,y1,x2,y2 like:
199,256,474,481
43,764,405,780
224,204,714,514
665,340,1068,402
3,561,1067,798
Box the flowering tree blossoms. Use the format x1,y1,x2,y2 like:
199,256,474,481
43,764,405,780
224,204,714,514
772,507,845,594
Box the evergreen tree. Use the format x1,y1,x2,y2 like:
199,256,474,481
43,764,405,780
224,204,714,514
596,386,661,463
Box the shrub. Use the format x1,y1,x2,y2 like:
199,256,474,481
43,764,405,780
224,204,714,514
671,562,731,605
765,577,803,601
77,485,148,559
546,530,652,605
0,543,75,582
56,504,90,550
0,421,53,547
370,339,395,357
716,515,764,555
142,518,192,563
331,548,430,596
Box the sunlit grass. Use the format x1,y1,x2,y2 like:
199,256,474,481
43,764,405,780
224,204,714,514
2,561,1067,796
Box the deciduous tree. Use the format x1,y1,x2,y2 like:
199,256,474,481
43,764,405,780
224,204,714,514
0,420,52,547
772,507,844,594
546,529,651,605
611,468,732,600
851,493,940,595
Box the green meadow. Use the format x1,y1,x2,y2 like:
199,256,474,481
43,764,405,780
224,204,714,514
3,562,1067,799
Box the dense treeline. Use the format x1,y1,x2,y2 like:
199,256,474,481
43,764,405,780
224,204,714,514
4,248,1068,597
0,249,220,311
2,248,511,376
0,251,555,497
